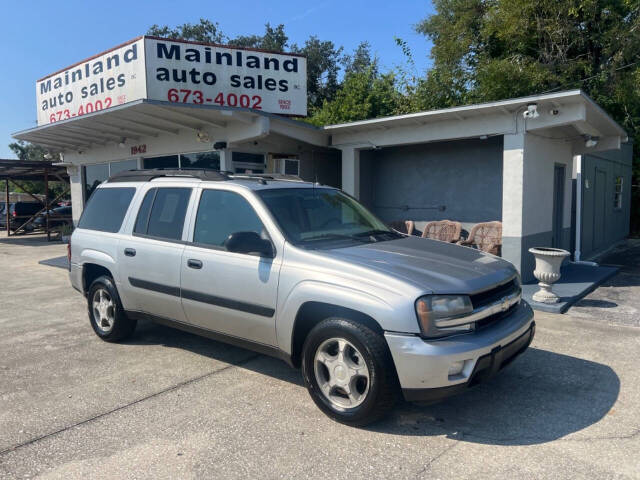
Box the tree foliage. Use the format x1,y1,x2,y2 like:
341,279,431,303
147,18,225,44
146,20,342,111
414,0,640,231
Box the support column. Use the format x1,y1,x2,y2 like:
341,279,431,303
501,133,526,277
340,147,360,198
219,149,231,173
5,179,9,237
574,154,583,262
45,168,50,241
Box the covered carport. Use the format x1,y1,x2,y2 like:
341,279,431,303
0,159,70,240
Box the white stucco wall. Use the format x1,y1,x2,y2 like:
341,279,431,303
522,133,574,235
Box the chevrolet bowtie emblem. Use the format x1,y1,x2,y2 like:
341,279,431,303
501,297,510,312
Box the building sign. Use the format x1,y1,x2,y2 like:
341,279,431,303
35,36,307,126
145,38,307,116
36,39,146,126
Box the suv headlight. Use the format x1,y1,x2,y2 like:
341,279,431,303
415,295,473,338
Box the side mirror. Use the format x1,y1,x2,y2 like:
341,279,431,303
224,231,274,257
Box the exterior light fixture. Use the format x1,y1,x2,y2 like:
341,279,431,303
118,137,127,148
196,130,210,143
523,103,539,118
584,135,599,148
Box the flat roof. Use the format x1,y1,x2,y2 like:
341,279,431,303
0,159,69,181
322,90,627,138
13,90,627,152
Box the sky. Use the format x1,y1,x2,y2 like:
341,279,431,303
0,0,435,159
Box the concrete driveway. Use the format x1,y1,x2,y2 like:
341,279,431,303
1,234,639,479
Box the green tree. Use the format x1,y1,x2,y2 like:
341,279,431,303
146,21,342,111
291,36,343,111
342,41,377,76
309,42,401,124
415,0,640,232
227,23,288,52
147,18,225,43
309,68,400,125
8,140,46,163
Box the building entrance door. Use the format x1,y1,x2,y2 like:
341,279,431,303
552,165,565,248
593,168,607,251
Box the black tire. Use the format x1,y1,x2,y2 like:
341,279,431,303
301,317,399,427
87,275,137,342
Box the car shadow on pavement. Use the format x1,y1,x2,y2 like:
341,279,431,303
371,347,620,445
0,233,57,246
125,319,305,386
125,321,619,446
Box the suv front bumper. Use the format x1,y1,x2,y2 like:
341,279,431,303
385,301,534,402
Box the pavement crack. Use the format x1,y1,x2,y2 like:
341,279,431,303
413,436,461,478
0,353,260,456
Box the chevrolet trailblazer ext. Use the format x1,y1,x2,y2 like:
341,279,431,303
69,169,535,426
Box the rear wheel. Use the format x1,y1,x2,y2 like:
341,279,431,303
301,317,398,426
87,275,136,342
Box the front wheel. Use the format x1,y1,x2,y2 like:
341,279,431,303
301,317,398,426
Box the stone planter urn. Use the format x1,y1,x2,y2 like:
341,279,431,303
528,247,570,304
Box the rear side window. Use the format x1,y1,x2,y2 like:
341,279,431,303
134,187,191,241
78,188,135,233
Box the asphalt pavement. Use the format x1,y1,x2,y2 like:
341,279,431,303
1,234,638,479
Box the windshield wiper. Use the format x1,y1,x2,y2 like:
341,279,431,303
353,229,402,240
302,233,370,244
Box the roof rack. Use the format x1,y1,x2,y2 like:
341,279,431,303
107,168,230,183
229,173,306,184
107,168,309,184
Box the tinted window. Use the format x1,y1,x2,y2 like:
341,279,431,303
14,203,42,215
83,163,109,200
144,188,191,240
133,189,156,234
109,159,138,175
232,152,264,164
284,159,299,175
78,188,135,232
181,151,220,170
143,155,179,169
193,190,264,248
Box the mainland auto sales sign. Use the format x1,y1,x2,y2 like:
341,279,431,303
36,36,308,125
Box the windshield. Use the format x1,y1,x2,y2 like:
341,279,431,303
257,187,401,248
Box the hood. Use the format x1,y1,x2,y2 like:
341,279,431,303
320,236,517,294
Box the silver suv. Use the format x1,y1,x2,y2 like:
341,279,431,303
69,169,534,426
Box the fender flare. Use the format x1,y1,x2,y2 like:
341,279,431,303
277,280,396,355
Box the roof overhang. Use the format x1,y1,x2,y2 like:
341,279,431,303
0,159,69,181
324,90,628,154
12,100,327,153
13,90,627,157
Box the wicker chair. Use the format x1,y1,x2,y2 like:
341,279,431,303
388,220,415,235
421,220,462,243
458,221,502,255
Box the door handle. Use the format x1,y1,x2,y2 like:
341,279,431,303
124,248,136,257
187,259,203,269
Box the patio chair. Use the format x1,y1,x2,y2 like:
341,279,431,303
421,220,462,243
458,221,502,255
388,220,415,235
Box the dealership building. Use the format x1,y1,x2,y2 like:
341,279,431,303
13,37,633,281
